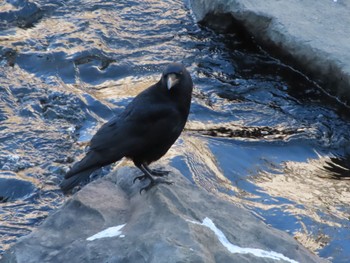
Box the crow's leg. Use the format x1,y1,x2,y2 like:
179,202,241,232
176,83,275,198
133,164,167,182
133,163,155,184
143,164,169,177
136,164,173,194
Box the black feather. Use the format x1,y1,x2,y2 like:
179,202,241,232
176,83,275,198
59,63,193,193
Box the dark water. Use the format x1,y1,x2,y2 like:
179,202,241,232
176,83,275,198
1,0,350,262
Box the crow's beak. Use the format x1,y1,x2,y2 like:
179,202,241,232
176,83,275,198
167,74,179,90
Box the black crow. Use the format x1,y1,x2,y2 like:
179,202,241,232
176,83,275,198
60,63,193,193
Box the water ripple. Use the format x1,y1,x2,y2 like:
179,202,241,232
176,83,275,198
1,0,350,261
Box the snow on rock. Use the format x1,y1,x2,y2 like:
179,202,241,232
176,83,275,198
1,167,326,263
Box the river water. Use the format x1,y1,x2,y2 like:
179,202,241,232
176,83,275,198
1,0,350,262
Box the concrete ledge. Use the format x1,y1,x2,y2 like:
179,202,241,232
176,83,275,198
190,0,350,103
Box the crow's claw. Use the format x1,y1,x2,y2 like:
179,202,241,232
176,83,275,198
150,169,169,177
133,175,147,184
139,178,173,194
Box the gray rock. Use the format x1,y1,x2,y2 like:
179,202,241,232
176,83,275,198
1,167,325,263
190,0,350,102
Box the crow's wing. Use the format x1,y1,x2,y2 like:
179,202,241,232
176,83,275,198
65,101,181,179
89,101,182,155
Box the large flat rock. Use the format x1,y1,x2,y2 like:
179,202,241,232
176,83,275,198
190,0,350,103
1,167,325,263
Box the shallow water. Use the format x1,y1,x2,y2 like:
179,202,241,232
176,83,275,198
1,0,350,262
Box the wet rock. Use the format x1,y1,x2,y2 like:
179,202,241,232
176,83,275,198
15,52,76,83
0,0,43,29
190,0,350,103
40,91,86,123
1,167,326,263
0,48,17,67
0,172,36,202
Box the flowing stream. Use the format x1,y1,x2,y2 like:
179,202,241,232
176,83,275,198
1,0,350,262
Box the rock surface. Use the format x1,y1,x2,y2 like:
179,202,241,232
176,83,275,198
190,0,350,103
1,167,326,263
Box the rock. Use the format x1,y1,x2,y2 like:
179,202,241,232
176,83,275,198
0,172,36,202
1,167,325,263
190,0,350,103
0,0,43,29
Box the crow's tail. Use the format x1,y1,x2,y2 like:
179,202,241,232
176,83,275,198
59,150,123,194
59,166,98,194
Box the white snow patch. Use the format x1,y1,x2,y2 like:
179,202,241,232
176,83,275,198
87,224,126,241
187,217,298,263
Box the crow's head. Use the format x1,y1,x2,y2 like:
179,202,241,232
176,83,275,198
161,63,192,91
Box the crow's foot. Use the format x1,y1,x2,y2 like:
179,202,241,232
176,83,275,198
139,178,173,194
150,169,169,177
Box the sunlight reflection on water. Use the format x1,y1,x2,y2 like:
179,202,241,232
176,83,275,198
1,0,350,261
